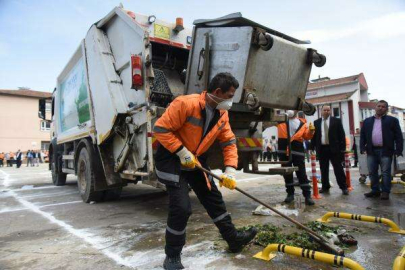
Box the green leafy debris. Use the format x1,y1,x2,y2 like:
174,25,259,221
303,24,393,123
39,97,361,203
239,221,352,252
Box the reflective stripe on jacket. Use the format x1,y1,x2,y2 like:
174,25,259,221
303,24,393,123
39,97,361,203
153,91,238,186
277,118,313,156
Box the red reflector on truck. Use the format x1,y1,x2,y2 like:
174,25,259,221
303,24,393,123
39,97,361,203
131,54,143,88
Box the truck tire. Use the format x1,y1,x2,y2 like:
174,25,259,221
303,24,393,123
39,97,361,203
51,152,66,186
76,146,104,203
103,188,122,201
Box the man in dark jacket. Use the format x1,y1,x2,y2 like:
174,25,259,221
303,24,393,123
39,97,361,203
360,100,403,200
310,105,349,195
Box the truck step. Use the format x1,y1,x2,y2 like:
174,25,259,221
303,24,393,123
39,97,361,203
62,168,75,174
62,155,74,160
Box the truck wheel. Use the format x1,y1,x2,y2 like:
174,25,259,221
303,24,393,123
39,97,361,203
77,147,104,203
103,188,122,201
51,153,66,186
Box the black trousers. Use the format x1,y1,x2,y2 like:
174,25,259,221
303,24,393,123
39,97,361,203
165,170,237,257
280,154,311,197
319,145,347,190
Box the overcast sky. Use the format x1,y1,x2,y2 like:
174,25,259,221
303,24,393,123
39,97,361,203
1,0,404,107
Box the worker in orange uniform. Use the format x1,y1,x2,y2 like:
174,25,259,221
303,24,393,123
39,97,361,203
153,73,257,270
278,110,316,205
0,152,4,167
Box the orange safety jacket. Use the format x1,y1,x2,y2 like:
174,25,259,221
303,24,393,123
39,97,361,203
153,91,238,187
277,118,314,157
0,153,4,160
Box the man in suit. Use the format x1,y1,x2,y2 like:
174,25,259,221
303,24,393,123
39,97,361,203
360,100,403,200
311,105,349,195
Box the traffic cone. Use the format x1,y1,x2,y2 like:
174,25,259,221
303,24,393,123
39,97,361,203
311,154,321,199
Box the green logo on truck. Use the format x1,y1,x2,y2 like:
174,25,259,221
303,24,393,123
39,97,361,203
60,58,90,132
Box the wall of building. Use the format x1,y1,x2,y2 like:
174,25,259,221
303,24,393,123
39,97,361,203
360,89,369,102
350,88,361,131
305,82,359,99
0,95,50,153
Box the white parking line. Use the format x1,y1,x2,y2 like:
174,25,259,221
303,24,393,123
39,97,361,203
20,191,78,199
0,169,227,269
15,185,62,191
0,200,83,214
0,169,132,268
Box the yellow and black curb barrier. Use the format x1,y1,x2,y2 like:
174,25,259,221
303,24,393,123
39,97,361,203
253,244,364,269
393,246,405,270
317,212,405,235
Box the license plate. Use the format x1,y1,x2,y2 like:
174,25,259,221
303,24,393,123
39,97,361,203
154,24,170,40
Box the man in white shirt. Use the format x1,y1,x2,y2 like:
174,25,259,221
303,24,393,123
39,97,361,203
311,105,348,195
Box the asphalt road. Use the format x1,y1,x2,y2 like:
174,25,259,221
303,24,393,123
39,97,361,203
0,163,404,270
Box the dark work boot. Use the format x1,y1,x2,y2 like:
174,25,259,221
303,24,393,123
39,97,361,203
305,197,315,206
284,194,295,203
163,255,184,270
380,192,389,200
364,191,381,198
227,227,258,253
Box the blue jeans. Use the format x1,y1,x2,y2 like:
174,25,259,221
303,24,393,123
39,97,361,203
367,149,392,193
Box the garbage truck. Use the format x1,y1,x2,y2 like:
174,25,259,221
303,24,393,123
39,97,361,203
39,6,326,203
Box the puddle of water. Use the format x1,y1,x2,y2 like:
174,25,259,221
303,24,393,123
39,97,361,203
21,185,35,190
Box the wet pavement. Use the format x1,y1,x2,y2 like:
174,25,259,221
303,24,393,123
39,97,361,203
0,163,404,269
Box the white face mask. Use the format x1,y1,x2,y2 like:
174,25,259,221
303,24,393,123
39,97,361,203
207,93,233,111
286,110,296,118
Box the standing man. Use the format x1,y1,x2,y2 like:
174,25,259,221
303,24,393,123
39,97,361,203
270,136,278,161
260,139,268,162
277,110,315,205
0,152,4,167
5,152,10,167
311,105,349,195
352,128,360,168
360,100,403,200
9,152,15,167
153,73,257,270
16,150,22,168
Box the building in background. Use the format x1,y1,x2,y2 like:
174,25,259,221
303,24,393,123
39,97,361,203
388,105,405,132
305,73,370,136
263,73,405,141
0,89,52,153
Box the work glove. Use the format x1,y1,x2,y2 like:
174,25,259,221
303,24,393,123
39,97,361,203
176,147,197,169
219,167,237,190
309,122,315,133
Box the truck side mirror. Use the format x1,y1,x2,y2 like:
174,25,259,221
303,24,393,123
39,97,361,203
38,99,46,120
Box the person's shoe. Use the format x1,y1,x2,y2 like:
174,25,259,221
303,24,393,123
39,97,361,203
227,227,258,253
319,188,330,194
284,194,295,203
305,197,315,205
342,189,349,195
380,192,390,200
163,255,184,270
364,191,381,198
